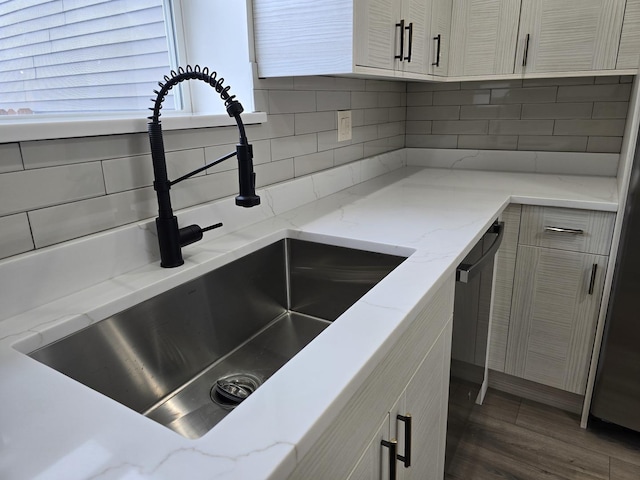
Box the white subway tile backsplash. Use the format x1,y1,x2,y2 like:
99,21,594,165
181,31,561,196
334,144,364,166
352,125,378,143
406,121,432,135
0,213,33,258
364,108,390,125
254,158,294,187
271,133,317,160
294,150,334,177
365,80,405,92
491,87,557,104
554,119,626,136
351,91,378,109
521,103,593,119
517,135,588,152
295,111,336,134
269,90,316,114
460,105,521,120
406,92,434,106
379,121,405,138
0,162,105,216
407,106,460,121
29,187,157,248
293,76,365,91
522,77,594,87
432,120,488,135
592,102,629,119
247,114,295,140
405,134,458,148
458,135,518,150
587,136,624,153
316,91,351,111
379,92,404,108
433,89,490,106
103,148,206,194
317,130,344,152
489,119,554,136
162,125,239,151
557,84,632,103
22,133,150,168
0,143,22,173
461,80,523,90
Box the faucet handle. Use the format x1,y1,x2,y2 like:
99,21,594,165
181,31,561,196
179,223,223,248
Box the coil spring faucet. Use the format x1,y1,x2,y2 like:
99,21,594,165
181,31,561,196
148,65,260,268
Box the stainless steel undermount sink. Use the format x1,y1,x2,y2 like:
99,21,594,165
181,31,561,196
28,238,408,439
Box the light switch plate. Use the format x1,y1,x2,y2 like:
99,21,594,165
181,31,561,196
337,110,352,142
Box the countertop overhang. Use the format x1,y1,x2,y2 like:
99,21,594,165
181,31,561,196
0,163,618,480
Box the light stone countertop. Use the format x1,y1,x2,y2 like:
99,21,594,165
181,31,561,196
0,163,618,480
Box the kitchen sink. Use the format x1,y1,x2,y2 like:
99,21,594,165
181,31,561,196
28,237,407,439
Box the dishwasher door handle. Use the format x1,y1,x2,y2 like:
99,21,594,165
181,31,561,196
456,221,505,284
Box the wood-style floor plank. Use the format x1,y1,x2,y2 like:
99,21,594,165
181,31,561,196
463,411,611,480
444,389,640,480
610,457,640,480
516,399,640,468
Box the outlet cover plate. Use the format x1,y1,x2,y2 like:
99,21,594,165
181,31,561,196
337,110,352,142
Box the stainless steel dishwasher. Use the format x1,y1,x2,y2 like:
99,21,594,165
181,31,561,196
445,220,504,470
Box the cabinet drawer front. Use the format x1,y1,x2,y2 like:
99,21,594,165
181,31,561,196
519,206,615,255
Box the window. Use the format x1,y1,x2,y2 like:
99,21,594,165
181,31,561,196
0,0,255,126
0,0,179,115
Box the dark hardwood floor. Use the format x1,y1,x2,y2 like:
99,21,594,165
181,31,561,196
445,388,640,480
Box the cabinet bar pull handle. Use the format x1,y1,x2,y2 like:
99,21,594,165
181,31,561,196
522,33,530,67
432,34,441,66
395,20,405,60
404,23,413,62
381,439,398,480
397,414,412,467
588,263,598,295
544,226,585,235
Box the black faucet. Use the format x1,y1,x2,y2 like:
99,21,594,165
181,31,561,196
148,65,260,268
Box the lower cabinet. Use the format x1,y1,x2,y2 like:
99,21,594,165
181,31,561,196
348,319,452,480
505,245,608,394
288,279,454,480
489,204,616,396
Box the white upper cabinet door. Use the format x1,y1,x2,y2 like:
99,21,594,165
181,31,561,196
400,0,430,74
448,0,522,76
617,0,640,69
428,0,453,75
355,0,403,71
515,0,626,74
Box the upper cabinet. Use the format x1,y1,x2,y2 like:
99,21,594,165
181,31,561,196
617,0,640,69
253,0,638,80
514,0,626,74
253,0,451,79
449,0,522,77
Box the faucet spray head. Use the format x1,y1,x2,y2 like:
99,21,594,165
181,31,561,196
235,143,261,207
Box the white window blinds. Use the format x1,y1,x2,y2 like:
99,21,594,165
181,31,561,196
0,0,176,115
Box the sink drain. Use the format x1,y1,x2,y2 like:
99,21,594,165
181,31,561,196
211,373,261,409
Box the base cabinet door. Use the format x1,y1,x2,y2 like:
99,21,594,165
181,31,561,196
347,415,393,480
401,322,451,479
505,245,607,394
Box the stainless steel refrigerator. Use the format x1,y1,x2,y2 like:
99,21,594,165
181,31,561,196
591,132,640,432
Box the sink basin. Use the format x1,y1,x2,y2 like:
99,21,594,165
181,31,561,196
28,238,407,439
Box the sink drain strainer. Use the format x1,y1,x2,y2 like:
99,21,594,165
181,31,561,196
211,373,261,409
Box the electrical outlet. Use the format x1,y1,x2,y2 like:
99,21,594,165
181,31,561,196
337,110,352,142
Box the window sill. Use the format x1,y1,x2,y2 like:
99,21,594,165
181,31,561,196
0,111,268,143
